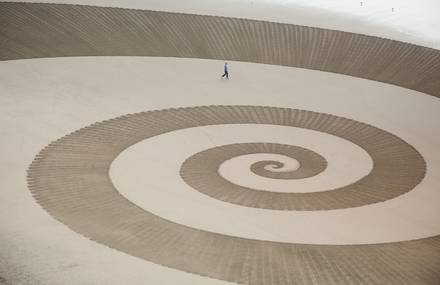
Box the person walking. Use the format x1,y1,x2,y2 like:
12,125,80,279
221,62,229,79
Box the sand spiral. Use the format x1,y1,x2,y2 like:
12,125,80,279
26,105,438,285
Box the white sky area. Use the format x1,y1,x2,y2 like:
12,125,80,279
11,0,440,49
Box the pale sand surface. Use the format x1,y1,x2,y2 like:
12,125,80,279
1,56,440,283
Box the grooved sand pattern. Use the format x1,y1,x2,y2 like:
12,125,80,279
1,2,440,97
27,106,439,284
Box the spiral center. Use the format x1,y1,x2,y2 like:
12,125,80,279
259,159,301,172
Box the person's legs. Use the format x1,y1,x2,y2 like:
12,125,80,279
225,71,229,79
